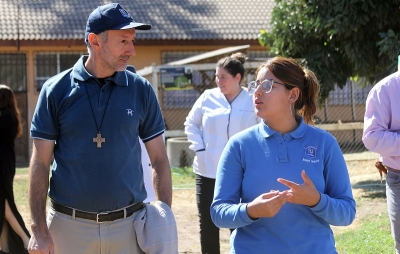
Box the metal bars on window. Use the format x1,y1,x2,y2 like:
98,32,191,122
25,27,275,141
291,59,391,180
0,53,27,92
35,52,84,92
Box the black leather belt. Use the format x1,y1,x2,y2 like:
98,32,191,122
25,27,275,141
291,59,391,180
50,200,144,223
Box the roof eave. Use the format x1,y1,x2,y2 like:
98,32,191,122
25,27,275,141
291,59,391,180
0,38,261,48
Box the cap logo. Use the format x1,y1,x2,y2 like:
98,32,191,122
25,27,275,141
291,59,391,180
119,8,131,18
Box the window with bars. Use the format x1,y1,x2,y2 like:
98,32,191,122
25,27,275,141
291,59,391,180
35,52,84,92
0,53,27,92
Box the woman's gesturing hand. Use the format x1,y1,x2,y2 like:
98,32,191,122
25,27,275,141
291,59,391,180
277,170,321,207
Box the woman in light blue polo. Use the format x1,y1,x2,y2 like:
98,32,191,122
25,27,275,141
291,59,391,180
211,57,356,254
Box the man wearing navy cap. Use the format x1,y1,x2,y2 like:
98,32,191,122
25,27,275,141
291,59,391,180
27,3,174,253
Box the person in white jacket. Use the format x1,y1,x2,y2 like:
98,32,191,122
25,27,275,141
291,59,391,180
127,65,156,204
184,52,259,254
139,139,156,203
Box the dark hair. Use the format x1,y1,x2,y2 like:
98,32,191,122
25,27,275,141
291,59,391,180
255,57,320,124
0,84,23,137
216,52,246,83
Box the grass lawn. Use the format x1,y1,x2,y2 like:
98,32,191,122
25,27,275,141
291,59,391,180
336,213,394,253
171,166,196,189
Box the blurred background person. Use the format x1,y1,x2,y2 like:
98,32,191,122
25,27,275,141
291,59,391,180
126,65,156,204
0,84,30,254
139,139,156,203
184,53,259,254
211,57,355,253
363,69,400,253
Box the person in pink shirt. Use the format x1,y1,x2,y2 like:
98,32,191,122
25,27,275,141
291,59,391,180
363,70,400,253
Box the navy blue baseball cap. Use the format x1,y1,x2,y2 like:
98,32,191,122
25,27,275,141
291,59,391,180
85,3,151,44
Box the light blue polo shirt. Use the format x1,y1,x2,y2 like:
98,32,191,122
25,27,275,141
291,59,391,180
31,56,165,212
211,118,356,253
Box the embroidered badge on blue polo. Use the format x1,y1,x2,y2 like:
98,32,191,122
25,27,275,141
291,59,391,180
304,146,317,158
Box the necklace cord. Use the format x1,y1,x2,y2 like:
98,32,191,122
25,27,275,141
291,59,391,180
84,83,115,133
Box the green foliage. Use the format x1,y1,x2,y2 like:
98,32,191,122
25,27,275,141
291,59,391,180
259,0,400,100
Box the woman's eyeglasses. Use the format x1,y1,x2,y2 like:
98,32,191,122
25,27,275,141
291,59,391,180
247,79,285,94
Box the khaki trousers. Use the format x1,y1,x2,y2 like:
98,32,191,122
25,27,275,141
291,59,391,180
47,206,144,254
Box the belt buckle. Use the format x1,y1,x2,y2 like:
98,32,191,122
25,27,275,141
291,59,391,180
96,212,108,223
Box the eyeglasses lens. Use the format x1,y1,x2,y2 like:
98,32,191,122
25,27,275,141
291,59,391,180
248,80,273,94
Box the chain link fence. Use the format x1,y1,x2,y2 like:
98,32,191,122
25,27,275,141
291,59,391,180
139,61,375,168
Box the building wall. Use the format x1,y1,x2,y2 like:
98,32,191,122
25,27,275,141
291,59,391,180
2,43,264,163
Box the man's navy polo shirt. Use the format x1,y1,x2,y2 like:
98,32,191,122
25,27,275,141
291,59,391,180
31,56,165,212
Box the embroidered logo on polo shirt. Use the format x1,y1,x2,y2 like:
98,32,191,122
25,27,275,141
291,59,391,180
126,109,134,116
304,146,317,158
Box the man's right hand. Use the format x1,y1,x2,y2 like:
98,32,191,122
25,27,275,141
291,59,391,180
27,227,55,254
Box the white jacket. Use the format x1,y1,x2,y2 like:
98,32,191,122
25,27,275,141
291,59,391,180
184,87,259,178
140,139,156,203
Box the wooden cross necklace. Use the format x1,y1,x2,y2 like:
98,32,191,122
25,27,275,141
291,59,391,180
84,83,114,148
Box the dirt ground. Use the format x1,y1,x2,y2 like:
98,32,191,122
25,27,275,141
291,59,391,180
172,189,231,253
16,156,386,254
